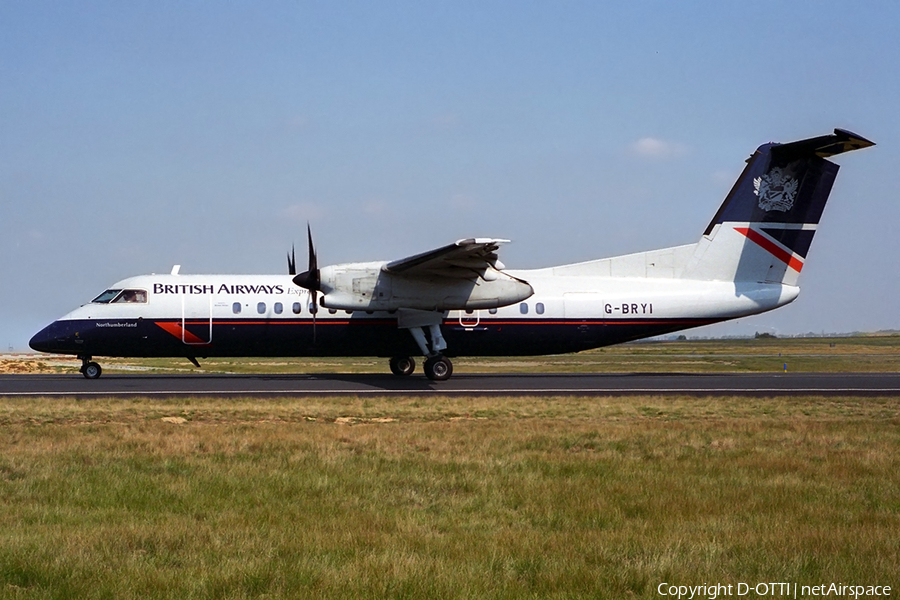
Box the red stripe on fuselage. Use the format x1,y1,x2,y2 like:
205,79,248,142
155,318,714,328
155,321,211,345
734,227,804,272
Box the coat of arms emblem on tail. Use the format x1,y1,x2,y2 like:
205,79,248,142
754,166,799,212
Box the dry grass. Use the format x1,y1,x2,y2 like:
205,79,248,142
0,359,52,375
0,394,898,599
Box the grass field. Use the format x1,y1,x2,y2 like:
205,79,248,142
6,334,900,375
1,394,898,599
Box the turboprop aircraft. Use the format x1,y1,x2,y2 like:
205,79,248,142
30,128,873,380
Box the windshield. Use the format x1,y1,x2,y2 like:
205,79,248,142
91,289,122,304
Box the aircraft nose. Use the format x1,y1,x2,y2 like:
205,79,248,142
29,324,56,353
29,321,74,353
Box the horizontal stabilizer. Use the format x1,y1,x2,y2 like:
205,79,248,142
770,128,875,161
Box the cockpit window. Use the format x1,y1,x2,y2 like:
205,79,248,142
113,289,148,303
92,289,148,304
91,289,122,304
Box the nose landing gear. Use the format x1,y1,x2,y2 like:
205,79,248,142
78,356,102,379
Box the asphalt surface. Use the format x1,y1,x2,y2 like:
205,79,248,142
1,372,899,397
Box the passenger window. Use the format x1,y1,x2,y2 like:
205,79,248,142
292,302,302,314
274,302,283,315
488,308,498,315
233,302,242,314
309,302,318,314
257,302,266,314
536,302,545,315
465,309,474,315
329,308,337,314
519,303,528,314
91,289,122,304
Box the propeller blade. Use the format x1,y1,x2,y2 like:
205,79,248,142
289,223,321,344
291,223,321,292
287,244,296,275
306,223,318,289
311,289,317,344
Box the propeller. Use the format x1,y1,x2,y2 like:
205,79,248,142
292,224,321,342
287,244,296,276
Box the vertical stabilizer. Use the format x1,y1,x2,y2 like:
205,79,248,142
682,129,873,285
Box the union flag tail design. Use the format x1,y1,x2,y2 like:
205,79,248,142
682,128,874,286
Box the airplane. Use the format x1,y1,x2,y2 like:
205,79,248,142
29,128,874,380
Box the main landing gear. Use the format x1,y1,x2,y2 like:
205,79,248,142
423,355,453,381
394,310,454,381
388,354,453,381
389,356,416,376
78,355,102,379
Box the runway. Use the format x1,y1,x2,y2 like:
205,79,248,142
2,372,899,397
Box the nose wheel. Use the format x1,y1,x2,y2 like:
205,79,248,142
79,356,102,379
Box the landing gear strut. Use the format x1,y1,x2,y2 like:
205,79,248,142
397,309,454,381
78,356,102,379
389,356,416,376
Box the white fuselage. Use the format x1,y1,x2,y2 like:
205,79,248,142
33,265,797,360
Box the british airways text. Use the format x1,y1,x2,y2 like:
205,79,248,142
153,284,286,295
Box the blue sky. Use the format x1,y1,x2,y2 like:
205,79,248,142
2,1,898,350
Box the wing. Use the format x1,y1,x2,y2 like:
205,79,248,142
383,238,510,279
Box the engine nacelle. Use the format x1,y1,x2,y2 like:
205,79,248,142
317,262,533,311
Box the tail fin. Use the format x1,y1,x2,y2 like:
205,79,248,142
682,128,874,285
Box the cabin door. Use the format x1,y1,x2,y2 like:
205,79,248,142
458,310,480,328
180,292,213,345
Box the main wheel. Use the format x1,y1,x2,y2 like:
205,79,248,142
423,356,453,381
389,356,416,376
82,362,102,379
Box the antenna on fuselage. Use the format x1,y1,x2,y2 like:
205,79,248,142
171,265,181,275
